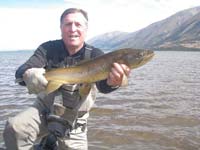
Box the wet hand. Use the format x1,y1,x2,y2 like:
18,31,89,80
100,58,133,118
107,63,131,87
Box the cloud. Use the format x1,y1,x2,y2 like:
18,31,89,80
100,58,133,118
0,8,62,50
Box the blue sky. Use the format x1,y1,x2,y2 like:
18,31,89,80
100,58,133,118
0,0,199,50
0,0,64,7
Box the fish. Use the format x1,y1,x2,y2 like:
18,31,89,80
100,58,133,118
44,48,154,94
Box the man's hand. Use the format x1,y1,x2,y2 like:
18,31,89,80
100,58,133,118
107,63,131,87
23,68,48,94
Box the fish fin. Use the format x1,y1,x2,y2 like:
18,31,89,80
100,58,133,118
45,81,64,94
121,74,128,86
79,83,92,97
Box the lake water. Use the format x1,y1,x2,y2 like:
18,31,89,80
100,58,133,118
0,50,199,150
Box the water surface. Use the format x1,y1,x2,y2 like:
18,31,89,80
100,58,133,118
0,51,199,150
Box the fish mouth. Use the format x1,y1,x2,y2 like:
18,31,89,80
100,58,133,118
144,51,155,63
137,50,155,67
146,51,155,60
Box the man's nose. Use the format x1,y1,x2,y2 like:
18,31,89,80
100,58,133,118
70,23,77,31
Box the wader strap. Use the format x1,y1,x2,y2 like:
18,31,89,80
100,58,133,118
84,45,92,60
65,56,75,67
64,45,92,67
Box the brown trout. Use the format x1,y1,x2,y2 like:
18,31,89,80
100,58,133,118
45,48,154,94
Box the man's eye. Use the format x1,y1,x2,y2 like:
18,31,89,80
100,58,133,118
63,22,86,29
75,23,83,28
65,23,71,27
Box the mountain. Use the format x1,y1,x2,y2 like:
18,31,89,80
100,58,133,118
88,6,200,51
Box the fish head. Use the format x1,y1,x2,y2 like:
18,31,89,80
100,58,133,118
119,48,155,69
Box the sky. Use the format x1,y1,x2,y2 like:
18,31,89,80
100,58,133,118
0,0,199,51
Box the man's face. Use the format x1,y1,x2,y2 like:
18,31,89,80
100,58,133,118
60,12,88,51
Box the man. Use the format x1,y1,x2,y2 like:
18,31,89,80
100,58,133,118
3,8,130,150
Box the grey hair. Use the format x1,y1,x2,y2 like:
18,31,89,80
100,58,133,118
60,8,88,24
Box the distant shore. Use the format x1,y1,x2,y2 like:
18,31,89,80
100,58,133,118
1,47,200,53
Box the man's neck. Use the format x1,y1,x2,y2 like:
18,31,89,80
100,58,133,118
66,44,84,56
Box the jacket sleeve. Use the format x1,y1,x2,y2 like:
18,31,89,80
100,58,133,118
96,79,118,93
15,45,47,85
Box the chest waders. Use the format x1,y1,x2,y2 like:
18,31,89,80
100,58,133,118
34,46,93,150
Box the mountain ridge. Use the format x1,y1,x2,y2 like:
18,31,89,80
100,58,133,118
88,6,200,51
